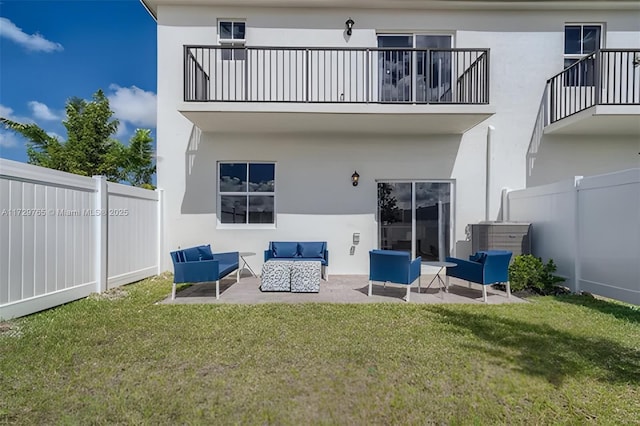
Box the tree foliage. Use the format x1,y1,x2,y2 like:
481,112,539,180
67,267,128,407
1,89,155,188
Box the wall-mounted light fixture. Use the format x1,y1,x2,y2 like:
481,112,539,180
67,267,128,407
345,18,355,36
351,170,360,186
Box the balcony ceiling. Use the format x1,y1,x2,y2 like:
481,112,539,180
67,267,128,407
544,105,640,136
142,0,640,18
178,102,495,135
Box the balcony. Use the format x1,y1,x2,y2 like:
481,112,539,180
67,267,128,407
544,49,640,135
179,46,494,135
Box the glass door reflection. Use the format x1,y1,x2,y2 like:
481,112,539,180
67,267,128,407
377,182,412,252
377,181,452,261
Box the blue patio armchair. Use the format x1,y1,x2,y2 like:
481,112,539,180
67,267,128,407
170,245,240,300
369,250,422,302
445,250,512,303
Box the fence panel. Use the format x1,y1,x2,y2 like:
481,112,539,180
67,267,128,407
507,168,640,304
576,169,640,304
0,159,160,320
506,179,579,289
107,182,159,289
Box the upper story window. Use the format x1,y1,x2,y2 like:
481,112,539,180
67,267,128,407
219,162,275,225
564,24,603,86
219,20,246,61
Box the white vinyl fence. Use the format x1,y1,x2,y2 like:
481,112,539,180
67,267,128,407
0,159,161,320
505,168,640,305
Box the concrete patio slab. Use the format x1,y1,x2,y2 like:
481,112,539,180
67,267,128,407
159,273,526,305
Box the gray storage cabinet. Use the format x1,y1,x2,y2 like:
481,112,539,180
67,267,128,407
471,223,531,256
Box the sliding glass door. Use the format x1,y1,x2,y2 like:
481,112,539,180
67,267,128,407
377,34,452,103
377,181,452,261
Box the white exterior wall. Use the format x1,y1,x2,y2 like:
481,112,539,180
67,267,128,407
156,5,640,273
528,135,640,187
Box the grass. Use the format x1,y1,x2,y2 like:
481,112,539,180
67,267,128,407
1,275,639,424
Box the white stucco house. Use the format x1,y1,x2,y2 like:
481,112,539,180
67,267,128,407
141,0,640,274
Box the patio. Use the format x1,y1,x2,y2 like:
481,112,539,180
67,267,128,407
160,273,525,305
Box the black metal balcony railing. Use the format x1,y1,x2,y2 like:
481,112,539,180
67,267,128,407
547,49,640,123
184,46,490,104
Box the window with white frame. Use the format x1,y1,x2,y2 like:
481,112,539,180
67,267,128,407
218,20,246,61
219,162,275,224
564,24,603,86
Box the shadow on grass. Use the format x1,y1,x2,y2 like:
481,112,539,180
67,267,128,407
551,294,640,324
428,306,640,387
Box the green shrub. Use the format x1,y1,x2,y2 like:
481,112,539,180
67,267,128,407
508,255,565,294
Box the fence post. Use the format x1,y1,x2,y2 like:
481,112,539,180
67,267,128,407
572,176,583,294
94,176,108,293
500,188,510,222
156,188,164,275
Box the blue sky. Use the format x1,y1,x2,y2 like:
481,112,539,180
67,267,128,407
0,0,156,163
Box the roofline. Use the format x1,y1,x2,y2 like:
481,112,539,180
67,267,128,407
141,0,640,18
140,0,157,21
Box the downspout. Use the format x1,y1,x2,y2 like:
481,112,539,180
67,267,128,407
485,125,495,222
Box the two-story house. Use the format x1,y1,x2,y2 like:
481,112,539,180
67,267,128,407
141,0,640,274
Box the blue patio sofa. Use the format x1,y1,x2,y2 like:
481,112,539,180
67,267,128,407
445,250,512,303
170,244,239,300
264,241,329,280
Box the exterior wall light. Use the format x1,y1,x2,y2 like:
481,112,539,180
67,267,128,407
345,18,355,36
351,170,360,186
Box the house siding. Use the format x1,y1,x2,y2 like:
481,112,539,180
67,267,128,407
155,4,639,273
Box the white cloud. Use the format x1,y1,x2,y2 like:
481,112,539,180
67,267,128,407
29,101,61,121
108,85,157,129
0,104,17,120
0,17,63,52
0,130,21,148
0,103,32,124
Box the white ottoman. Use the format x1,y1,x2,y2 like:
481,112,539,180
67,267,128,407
260,260,293,291
290,261,321,293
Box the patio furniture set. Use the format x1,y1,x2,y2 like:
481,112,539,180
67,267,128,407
170,241,512,303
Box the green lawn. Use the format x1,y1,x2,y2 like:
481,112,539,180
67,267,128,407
1,275,639,424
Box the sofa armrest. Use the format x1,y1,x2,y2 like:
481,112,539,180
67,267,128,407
173,259,220,283
264,250,274,262
445,257,485,284
410,256,422,282
324,250,329,266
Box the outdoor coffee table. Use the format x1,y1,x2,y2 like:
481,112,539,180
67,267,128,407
239,251,257,277
423,261,457,297
290,261,321,293
260,260,293,292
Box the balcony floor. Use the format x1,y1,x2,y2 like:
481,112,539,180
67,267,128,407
179,102,495,135
545,105,640,136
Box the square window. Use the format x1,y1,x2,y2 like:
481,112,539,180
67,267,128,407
219,20,245,41
219,162,275,225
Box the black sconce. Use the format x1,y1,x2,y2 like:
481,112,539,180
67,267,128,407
345,18,355,36
351,170,360,186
